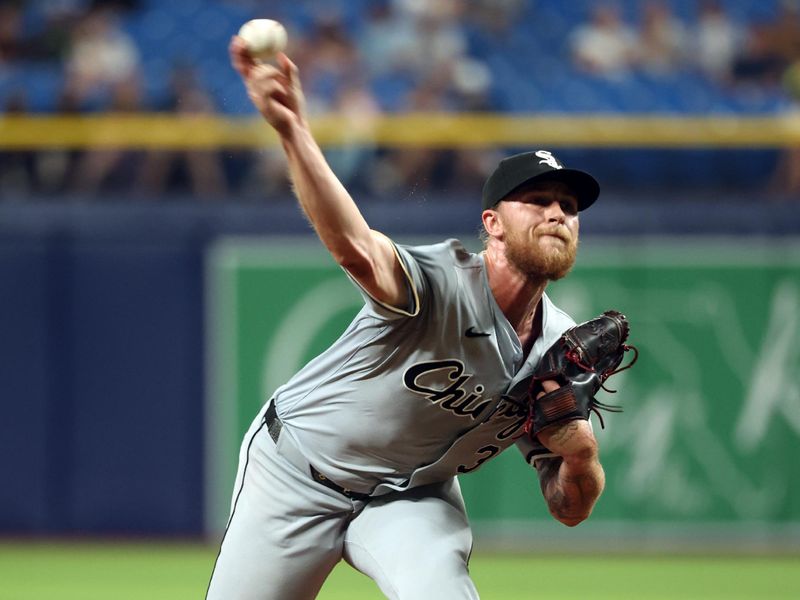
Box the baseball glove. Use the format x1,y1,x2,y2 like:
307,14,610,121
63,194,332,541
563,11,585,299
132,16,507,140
526,310,637,437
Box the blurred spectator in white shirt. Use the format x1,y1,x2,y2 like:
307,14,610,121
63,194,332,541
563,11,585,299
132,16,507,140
691,0,741,82
358,1,419,78
571,4,638,78
65,7,140,103
636,1,687,75
394,0,468,79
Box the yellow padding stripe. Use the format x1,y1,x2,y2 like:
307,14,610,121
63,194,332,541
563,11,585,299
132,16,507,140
1,113,799,149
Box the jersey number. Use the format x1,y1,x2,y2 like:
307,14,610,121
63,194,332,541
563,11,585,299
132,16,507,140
457,445,500,474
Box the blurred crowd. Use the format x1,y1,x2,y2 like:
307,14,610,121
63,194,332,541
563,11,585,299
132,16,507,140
571,1,800,85
1,0,800,200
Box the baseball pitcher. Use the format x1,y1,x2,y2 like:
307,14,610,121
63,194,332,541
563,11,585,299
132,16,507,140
207,37,636,600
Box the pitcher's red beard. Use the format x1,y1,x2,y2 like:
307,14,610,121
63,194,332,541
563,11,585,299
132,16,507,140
504,225,578,281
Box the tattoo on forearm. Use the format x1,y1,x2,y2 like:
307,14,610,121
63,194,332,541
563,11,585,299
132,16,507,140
550,421,580,446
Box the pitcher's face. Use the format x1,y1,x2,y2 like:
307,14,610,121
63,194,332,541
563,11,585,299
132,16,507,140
495,181,580,281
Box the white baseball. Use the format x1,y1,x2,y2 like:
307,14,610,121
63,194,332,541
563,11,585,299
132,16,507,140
238,19,287,61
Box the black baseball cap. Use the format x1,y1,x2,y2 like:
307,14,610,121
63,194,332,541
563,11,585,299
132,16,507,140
482,150,600,211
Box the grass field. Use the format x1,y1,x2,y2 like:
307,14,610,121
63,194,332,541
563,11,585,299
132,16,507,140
1,541,799,599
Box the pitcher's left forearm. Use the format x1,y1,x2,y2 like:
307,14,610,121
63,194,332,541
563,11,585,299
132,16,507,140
535,420,605,526
536,454,604,526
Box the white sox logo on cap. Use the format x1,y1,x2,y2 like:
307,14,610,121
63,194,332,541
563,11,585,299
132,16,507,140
535,150,563,170
482,150,600,211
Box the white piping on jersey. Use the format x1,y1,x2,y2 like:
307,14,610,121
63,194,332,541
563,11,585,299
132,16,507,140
343,242,421,318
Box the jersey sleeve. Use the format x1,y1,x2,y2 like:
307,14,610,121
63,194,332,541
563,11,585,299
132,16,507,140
343,239,471,322
342,242,424,321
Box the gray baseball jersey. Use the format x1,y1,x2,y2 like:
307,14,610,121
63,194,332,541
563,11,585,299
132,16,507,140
272,238,575,492
207,238,576,600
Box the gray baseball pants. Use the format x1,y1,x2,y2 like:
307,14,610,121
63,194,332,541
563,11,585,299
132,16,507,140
206,401,480,599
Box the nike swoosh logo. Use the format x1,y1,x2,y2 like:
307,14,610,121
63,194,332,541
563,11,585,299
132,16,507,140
465,327,492,338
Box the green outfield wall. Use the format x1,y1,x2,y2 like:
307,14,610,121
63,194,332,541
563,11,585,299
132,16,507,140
206,237,800,546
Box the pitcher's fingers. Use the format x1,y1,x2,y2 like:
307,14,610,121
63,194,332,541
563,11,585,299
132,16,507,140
246,78,290,102
249,63,286,84
229,36,254,76
264,97,294,125
276,52,299,86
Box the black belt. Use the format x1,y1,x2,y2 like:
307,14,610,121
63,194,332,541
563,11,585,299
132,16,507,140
265,402,371,502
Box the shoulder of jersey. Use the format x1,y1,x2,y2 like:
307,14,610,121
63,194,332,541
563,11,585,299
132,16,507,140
439,238,480,265
541,292,578,333
402,239,477,263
